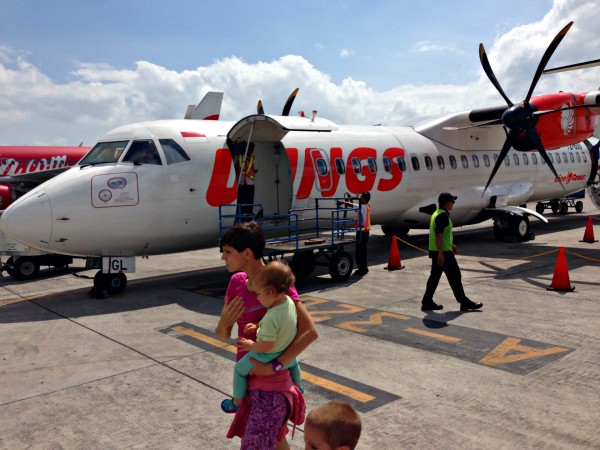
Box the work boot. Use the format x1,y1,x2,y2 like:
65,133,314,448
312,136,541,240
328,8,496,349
421,301,443,311
460,300,483,311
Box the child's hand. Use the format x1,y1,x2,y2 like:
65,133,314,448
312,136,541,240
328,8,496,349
244,323,258,334
236,337,254,351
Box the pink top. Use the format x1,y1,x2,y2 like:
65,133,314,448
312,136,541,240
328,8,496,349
225,271,300,360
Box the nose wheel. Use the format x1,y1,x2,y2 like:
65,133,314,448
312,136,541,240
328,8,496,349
89,271,128,298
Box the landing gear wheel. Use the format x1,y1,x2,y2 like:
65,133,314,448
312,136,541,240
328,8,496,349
535,203,545,215
550,200,559,213
291,252,316,277
560,201,569,214
575,201,583,213
513,216,531,241
108,273,128,294
13,257,40,280
91,271,128,297
328,251,353,282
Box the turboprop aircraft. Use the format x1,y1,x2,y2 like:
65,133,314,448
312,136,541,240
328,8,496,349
1,22,599,295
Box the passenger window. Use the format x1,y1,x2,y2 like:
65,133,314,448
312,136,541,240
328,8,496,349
425,156,433,171
504,155,510,166
562,152,568,163
583,152,588,162
472,155,479,168
523,153,529,165
461,155,468,168
493,154,498,163
513,154,520,166
316,158,328,176
352,157,362,174
367,157,377,173
549,153,554,163
159,139,191,164
437,155,445,170
569,153,574,164
576,152,581,163
532,153,538,164
483,154,490,167
449,155,457,169
396,156,406,171
383,157,392,172
411,156,420,171
335,158,346,174
556,153,561,163
124,140,162,165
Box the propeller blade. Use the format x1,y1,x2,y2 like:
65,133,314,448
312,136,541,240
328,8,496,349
544,57,600,74
524,21,573,103
257,100,264,115
483,137,513,195
525,128,566,192
479,43,513,107
281,88,299,116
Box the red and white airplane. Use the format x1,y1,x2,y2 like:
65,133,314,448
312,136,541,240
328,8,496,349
1,22,599,293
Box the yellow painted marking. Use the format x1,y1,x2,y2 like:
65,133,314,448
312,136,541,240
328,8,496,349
405,327,462,343
171,325,238,353
301,296,333,308
309,304,367,323
336,311,411,333
171,325,376,403
301,372,375,403
480,337,570,366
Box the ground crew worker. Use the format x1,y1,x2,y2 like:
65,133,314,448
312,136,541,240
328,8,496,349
236,142,257,219
421,192,483,311
340,192,371,276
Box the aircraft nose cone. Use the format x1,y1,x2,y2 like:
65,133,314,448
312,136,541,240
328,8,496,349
0,190,52,250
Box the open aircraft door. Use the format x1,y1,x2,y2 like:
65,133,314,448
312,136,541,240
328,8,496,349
227,114,337,218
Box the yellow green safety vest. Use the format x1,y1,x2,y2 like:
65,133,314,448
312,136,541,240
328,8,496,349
429,208,453,251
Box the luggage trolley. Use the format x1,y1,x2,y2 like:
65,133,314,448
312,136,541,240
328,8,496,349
219,197,360,281
535,189,585,215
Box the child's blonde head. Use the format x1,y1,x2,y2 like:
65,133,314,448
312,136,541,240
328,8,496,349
254,260,295,293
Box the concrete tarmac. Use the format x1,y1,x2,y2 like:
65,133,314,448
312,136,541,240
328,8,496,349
1,199,599,449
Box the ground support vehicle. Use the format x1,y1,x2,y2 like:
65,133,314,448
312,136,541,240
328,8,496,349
219,198,360,281
535,189,585,215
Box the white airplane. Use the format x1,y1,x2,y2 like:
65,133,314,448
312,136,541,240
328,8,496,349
1,22,599,295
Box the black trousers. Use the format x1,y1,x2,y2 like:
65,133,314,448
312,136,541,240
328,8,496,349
355,231,370,272
237,185,255,219
423,251,469,304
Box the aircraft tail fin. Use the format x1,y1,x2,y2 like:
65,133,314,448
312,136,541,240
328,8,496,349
184,92,224,120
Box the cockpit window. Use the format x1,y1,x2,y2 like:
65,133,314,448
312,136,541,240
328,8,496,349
159,139,191,164
123,140,162,165
79,141,128,165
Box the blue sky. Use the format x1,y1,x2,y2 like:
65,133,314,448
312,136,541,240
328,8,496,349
0,0,598,145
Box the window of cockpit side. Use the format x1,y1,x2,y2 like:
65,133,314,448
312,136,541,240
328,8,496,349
159,139,191,164
351,157,362,174
411,156,420,171
367,157,377,173
449,155,457,169
472,155,480,168
335,158,346,174
483,154,490,167
461,155,468,168
437,155,445,170
123,140,162,165
79,140,128,165
395,156,406,171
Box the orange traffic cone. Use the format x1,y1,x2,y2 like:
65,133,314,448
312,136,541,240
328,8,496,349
579,216,598,243
546,247,575,292
385,236,405,271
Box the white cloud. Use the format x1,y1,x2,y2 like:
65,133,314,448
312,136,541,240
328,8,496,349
0,0,596,146
339,49,355,58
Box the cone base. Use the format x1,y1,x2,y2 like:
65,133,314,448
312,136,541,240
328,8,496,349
579,239,598,243
385,265,405,271
546,285,575,292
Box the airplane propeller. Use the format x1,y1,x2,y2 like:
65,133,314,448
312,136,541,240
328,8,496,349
479,21,574,194
256,88,299,116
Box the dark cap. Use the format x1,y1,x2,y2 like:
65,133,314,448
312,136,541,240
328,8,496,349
438,192,457,205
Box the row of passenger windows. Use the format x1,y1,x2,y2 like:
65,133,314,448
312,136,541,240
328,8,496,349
317,150,588,176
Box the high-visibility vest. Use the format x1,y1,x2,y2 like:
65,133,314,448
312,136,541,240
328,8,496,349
238,154,256,185
355,204,371,231
428,208,453,251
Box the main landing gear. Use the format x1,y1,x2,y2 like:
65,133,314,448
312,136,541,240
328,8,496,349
88,271,128,299
493,214,534,243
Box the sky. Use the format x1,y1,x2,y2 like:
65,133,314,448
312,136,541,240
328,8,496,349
0,0,599,146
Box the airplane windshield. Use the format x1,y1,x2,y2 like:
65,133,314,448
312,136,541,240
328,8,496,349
79,141,128,165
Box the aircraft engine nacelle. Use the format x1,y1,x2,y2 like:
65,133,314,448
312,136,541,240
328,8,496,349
0,184,17,210
587,184,600,210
